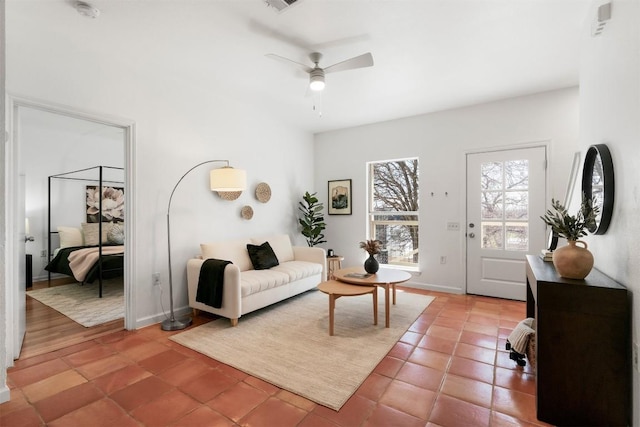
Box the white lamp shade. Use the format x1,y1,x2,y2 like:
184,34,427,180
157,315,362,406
210,167,246,192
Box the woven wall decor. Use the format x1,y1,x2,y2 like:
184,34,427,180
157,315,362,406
255,182,271,203
241,205,254,220
217,191,242,201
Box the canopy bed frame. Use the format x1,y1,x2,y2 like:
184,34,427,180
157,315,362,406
46,165,125,297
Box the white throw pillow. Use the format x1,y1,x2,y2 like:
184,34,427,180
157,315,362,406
201,239,253,272
107,223,125,244
57,226,84,248
251,234,294,262
81,222,113,246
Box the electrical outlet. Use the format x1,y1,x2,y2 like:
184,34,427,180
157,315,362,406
153,273,161,286
40,249,47,257
440,256,447,264
633,342,639,373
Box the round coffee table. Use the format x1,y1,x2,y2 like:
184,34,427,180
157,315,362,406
317,280,377,336
333,267,411,328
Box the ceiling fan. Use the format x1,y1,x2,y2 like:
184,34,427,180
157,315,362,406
266,51,374,92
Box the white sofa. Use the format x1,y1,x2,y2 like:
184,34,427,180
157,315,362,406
186,234,326,326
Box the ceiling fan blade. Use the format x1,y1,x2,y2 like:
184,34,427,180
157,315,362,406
323,52,374,74
265,53,312,73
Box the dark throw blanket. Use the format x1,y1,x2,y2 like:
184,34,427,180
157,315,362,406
196,258,232,309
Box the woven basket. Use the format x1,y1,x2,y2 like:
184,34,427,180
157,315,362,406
526,335,536,369
255,182,271,203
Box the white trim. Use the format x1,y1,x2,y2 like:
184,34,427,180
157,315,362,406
402,281,465,295
4,96,17,366
463,139,551,156
135,305,192,330
0,384,10,404
5,95,137,364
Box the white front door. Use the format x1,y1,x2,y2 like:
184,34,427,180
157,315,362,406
466,146,547,300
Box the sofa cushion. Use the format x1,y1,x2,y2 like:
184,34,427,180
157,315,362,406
201,239,253,272
271,260,323,282
251,234,294,263
240,269,290,297
247,242,279,270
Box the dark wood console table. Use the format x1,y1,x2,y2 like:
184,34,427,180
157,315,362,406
526,255,630,426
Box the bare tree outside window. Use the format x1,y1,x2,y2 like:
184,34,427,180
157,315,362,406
480,159,530,251
368,159,419,268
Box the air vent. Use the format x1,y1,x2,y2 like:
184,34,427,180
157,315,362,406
592,2,612,37
264,0,301,12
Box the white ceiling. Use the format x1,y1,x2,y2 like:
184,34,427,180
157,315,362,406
8,0,593,134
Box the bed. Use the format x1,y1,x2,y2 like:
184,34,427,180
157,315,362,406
45,244,124,284
45,166,125,297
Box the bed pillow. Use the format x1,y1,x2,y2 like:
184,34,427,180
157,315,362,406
247,241,279,270
107,223,125,244
57,226,84,248
81,222,113,246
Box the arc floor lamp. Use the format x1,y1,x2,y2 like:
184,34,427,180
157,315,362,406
162,160,246,331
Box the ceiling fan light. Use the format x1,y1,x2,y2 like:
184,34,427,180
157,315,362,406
309,74,325,91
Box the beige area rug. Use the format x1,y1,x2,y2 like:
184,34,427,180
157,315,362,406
170,288,434,410
27,278,124,327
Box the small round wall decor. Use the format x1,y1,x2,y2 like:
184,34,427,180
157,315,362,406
255,182,271,203
241,205,254,220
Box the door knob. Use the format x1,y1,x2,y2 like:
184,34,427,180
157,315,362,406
468,232,475,238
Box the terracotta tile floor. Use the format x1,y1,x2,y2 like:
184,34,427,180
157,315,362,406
1,289,552,427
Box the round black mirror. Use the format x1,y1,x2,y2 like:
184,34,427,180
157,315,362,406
581,144,614,234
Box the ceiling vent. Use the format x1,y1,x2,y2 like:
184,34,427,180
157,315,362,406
591,2,612,37
75,1,100,19
264,0,301,12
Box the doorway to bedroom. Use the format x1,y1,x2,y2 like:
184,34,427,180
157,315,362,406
8,99,133,360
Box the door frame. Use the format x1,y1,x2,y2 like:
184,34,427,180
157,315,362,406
463,140,550,296
4,94,137,365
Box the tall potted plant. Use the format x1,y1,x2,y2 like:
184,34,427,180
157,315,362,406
540,197,598,279
298,191,326,247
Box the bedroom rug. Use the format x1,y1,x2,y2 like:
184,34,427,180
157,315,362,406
27,279,124,327
170,288,434,411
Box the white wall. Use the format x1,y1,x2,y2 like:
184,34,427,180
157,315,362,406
20,108,125,279
578,0,640,423
0,0,9,405
315,88,580,294
6,9,315,328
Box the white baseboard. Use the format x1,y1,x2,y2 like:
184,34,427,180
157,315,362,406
0,384,10,404
134,305,193,330
402,281,464,295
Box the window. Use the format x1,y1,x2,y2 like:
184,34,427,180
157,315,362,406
368,158,419,269
480,159,529,251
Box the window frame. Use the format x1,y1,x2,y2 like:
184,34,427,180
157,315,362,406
366,157,419,270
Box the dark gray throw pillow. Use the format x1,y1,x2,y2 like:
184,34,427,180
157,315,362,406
247,241,279,270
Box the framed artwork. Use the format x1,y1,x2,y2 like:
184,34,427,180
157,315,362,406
328,179,352,215
86,186,125,223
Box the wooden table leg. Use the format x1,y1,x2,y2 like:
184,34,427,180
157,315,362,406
329,294,336,336
392,283,396,305
384,284,390,328
372,288,378,325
